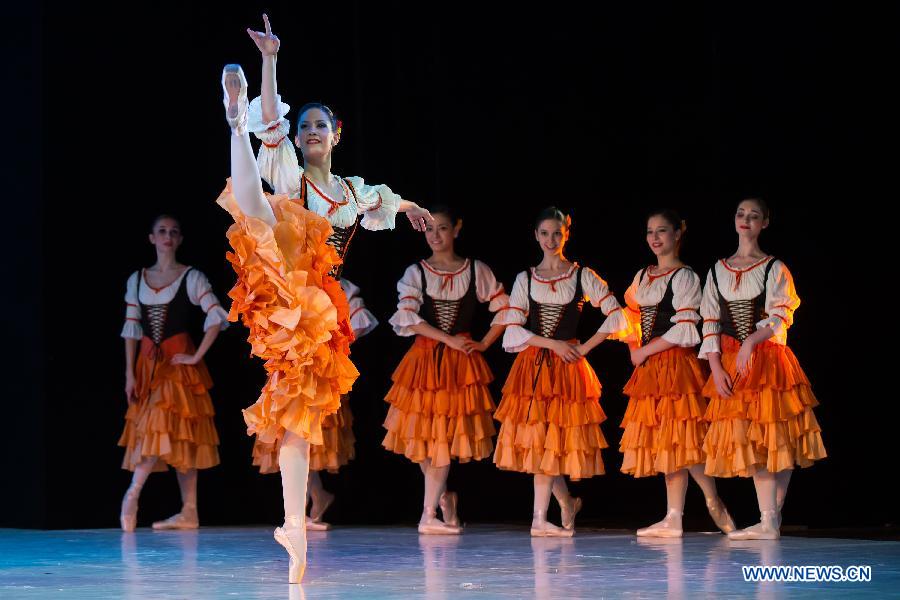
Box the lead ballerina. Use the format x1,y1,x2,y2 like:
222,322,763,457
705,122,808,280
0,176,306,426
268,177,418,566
216,15,432,584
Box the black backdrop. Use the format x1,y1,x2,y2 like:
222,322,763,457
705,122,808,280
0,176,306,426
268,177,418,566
4,1,891,531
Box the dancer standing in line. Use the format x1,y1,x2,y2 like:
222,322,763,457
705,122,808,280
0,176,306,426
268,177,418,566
217,14,433,583
699,198,826,540
119,215,229,532
493,207,637,537
383,205,512,534
619,209,735,538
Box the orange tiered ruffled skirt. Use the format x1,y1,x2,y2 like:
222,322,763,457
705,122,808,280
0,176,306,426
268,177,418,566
493,346,607,480
702,336,826,477
217,180,359,472
252,397,356,474
619,346,709,477
118,333,220,472
382,335,496,467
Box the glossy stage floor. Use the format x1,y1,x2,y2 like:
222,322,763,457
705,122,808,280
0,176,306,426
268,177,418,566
1,525,898,599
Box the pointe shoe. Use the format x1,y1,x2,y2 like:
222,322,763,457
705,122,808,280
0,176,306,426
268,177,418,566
305,519,331,531
418,507,462,535
222,64,248,135
120,484,142,532
530,510,574,538
309,490,334,524
560,496,582,531
274,515,307,584
706,497,736,534
636,508,683,538
727,510,780,541
439,491,460,528
152,507,199,530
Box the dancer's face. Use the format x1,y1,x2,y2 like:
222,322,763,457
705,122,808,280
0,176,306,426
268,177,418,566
425,213,460,253
149,218,182,254
534,219,568,257
734,200,768,239
646,215,680,258
295,108,338,160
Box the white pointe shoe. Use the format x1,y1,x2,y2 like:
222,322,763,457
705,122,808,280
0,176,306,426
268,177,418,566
706,497,736,534
221,64,248,135
274,515,307,584
152,506,199,530
418,507,462,535
309,491,334,524
439,491,461,528
727,510,781,541
530,510,574,538
305,519,331,531
560,496,582,531
636,508,683,538
120,483,142,533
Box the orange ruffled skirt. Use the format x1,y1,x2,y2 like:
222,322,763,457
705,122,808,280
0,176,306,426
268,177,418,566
493,346,607,480
703,336,826,477
382,335,496,467
619,346,709,477
118,333,220,472
217,180,359,470
252,396,355,474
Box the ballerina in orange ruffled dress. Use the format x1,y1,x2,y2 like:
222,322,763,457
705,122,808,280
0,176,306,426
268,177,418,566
699,198,826,540
493,207,637,537
217,14,432,583
383,205,512,535
118,215,229,532
619,209,735,538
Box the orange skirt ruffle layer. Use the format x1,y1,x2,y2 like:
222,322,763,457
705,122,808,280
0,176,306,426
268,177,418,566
619,346,709,477
493,346,607,480
217,180,358,464
118,334,220,472
251,396,355,474
382,336,496,467
703,336,826,477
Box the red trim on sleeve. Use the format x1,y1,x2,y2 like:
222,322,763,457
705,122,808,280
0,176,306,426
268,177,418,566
675,320,696,324
703,318,720,323
771,314,788,323
366,192,384,212
198,290,213,303
489,288,506,302
350,307,364,319
205,303,220,313
262,135,286,148
400,308,418,312
773,304,793,310
605,306,622,315
676,308,695,313
126,318,140,323
597,292,614,304
126,303,138,308
266,123,281,131
499,306,527,313
399,296,419,302
703,333,720,339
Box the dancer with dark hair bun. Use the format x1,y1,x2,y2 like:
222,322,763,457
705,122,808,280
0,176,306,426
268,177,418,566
493,207,637,537
620,209,735,538
118,215,229,533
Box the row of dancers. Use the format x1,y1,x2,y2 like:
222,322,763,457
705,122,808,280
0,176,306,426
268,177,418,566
116,15,826,584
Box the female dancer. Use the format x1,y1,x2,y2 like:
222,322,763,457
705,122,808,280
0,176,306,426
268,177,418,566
700,198,826,540
619,209,734,537
493,207,636,537
384,205,511,534
217,14,432,583
119,215,229,531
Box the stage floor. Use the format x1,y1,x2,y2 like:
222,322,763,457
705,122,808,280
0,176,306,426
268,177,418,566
2,525,898,599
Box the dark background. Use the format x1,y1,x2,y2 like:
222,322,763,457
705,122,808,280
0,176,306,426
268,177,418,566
5,1,889,533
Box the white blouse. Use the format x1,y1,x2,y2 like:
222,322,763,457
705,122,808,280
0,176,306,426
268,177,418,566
121,268,230,340
623,267,702,348
389,259,511,336
698,257,800,359
341,278,378,339
249,96,400,231
501,264,635,353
